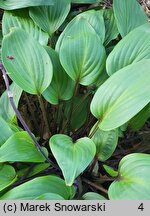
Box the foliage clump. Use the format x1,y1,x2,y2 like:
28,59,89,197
0,0,150,200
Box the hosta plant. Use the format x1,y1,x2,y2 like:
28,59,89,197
0,0,150,200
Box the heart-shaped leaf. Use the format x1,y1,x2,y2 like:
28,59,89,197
0,164,17,191
108,153,150,200
0,83,22,123
0,175,75,200
43,46,74,105
91,124,118,161
29,0,70,36
0,0,54,10
2,9,48,45
0,131,48,163
113,0,148,37
49,134,96,186
59,17,106,85
0,117,14,146
90,60,150,131
2,28,53,95
107,23,150,76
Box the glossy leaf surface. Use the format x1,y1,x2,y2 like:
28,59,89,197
103,165,118,177
109,153,150,200
130,103,150,131
29,0,70,36
82,192,107,200
2,10,48,45
64,95,89,130
59,17,106,85
35,193,64,200
0,0,54,10
0,132,48,163
91,60,150,130
0,83,22,122
107,23,150,75
2,28,52,95
113,0,148,37
103,9,119,46
91,125,118,161
18,163,50,178
43,47,74,105
73,9,105,43
0,175,75,200
0,117,14,146
0,164,17,191
56,9,105,51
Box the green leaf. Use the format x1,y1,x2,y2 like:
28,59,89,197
56,9,105,51
0,117,14,147
0,164,17,191
0,0,54,10
72,9,105,43
35,193,64,200
0,175,75,200
118,123,128,138
103,9,119,46
95,70,109,88
59,17,106,85
2,9,48,45
90,60,150,131
82,192,107,200
9,124,21,133
103,165,118,177
130,103,150,131
49,134,96,186
0,83,22,123
0,131,48,163
43,47,74,105
113,0,148,37
107,23,150,76
29,0,70,36
91,124,118,161
108,153,150,200
17,163,50,178
64,95,89,130
2,28,53,95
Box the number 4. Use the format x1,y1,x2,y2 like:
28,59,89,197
138,203,144,211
